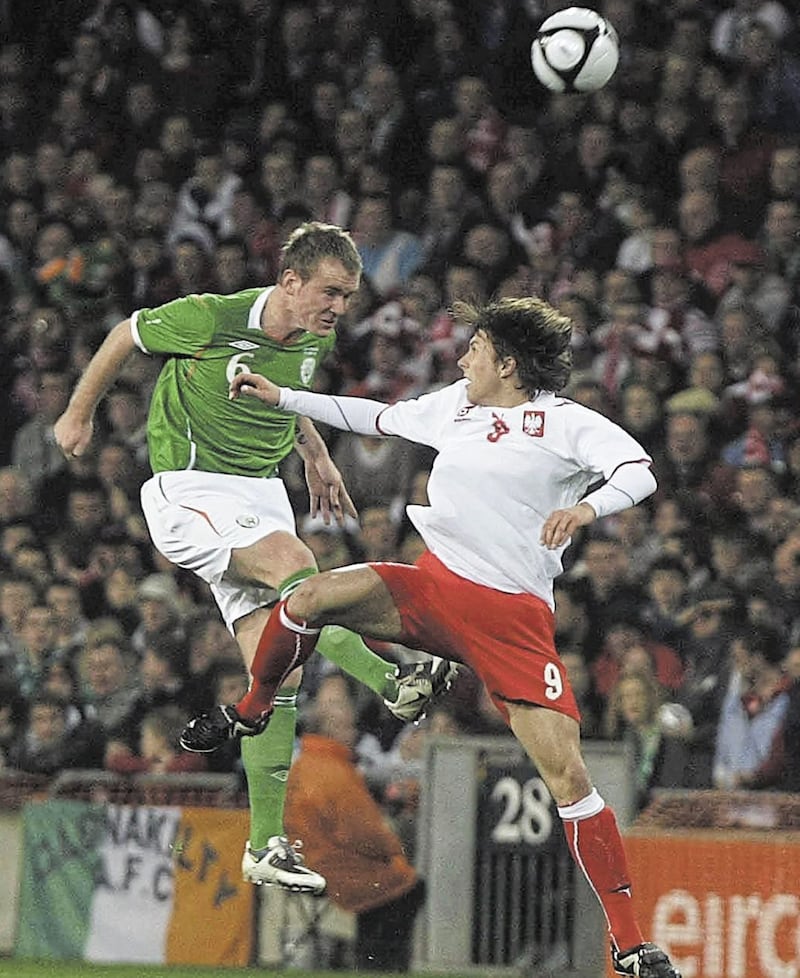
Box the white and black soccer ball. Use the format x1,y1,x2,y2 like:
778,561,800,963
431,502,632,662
531,6,619,94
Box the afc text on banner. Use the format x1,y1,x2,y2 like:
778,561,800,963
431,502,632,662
16,799,253,965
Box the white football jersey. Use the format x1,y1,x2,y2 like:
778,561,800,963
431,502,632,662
376,379,652,606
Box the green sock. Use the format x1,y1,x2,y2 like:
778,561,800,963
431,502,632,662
240,691,297,850
277,570,399,701
316,625,398,699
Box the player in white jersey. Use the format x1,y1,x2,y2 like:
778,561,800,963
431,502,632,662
216,295,681,978
53,222,456,897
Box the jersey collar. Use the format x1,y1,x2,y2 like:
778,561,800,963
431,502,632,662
248,286,275,331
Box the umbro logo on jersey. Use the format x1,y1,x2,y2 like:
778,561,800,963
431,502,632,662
229,340,260,351
453,405,477,422
523,410,545,437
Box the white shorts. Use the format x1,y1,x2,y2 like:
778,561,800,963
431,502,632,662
140,471,297,631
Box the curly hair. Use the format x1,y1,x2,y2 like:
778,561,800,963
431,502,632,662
453,296,573,396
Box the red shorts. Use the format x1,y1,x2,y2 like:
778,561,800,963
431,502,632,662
372,551,580,725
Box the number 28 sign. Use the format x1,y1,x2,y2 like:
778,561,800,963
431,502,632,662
477,760,560,852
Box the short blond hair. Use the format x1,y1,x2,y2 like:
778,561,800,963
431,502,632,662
278,221,362,281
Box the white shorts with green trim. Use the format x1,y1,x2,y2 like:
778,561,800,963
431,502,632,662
140,470,293,631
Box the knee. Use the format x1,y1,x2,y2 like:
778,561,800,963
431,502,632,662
286,576,325,622
554,768,593,808
541,755,593,808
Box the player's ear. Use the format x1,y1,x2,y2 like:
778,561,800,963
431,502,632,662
499,356,516,378
281,268,299,294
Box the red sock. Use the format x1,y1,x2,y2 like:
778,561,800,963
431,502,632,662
559,793,643,952
237,600,320,720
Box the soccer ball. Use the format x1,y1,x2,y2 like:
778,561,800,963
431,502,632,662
531,7,619,94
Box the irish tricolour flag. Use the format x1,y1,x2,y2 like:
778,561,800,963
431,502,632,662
16,799,253,964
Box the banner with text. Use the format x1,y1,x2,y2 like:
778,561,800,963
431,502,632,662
16,799,253,965
613,831,800,978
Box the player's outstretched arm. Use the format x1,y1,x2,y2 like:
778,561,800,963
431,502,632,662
232,372,386,436
54,319,137,458
230,371,280,405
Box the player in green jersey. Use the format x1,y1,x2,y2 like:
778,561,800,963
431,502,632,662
54,221,456,895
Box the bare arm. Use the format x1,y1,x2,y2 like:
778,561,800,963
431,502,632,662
54,319,137,457
293,416,330,463
231,373,360,524
293,414,358,526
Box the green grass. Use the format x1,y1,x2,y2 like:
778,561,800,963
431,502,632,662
7,964,479,978
9,958,244,978
7,966,320,978
8,965,331,978
9,967,256,978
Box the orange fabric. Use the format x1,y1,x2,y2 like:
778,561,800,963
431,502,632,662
35,257,68,283
166,807,254,965
616,832,800,978
284,734,419,914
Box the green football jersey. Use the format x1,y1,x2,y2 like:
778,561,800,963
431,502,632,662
133,288,336,477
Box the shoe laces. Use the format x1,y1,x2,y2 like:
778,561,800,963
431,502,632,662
396,662,428,686
272,836,307,866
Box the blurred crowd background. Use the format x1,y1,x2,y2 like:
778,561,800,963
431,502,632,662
1,0,800,829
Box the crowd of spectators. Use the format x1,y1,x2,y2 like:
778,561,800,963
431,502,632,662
1,0,800,822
